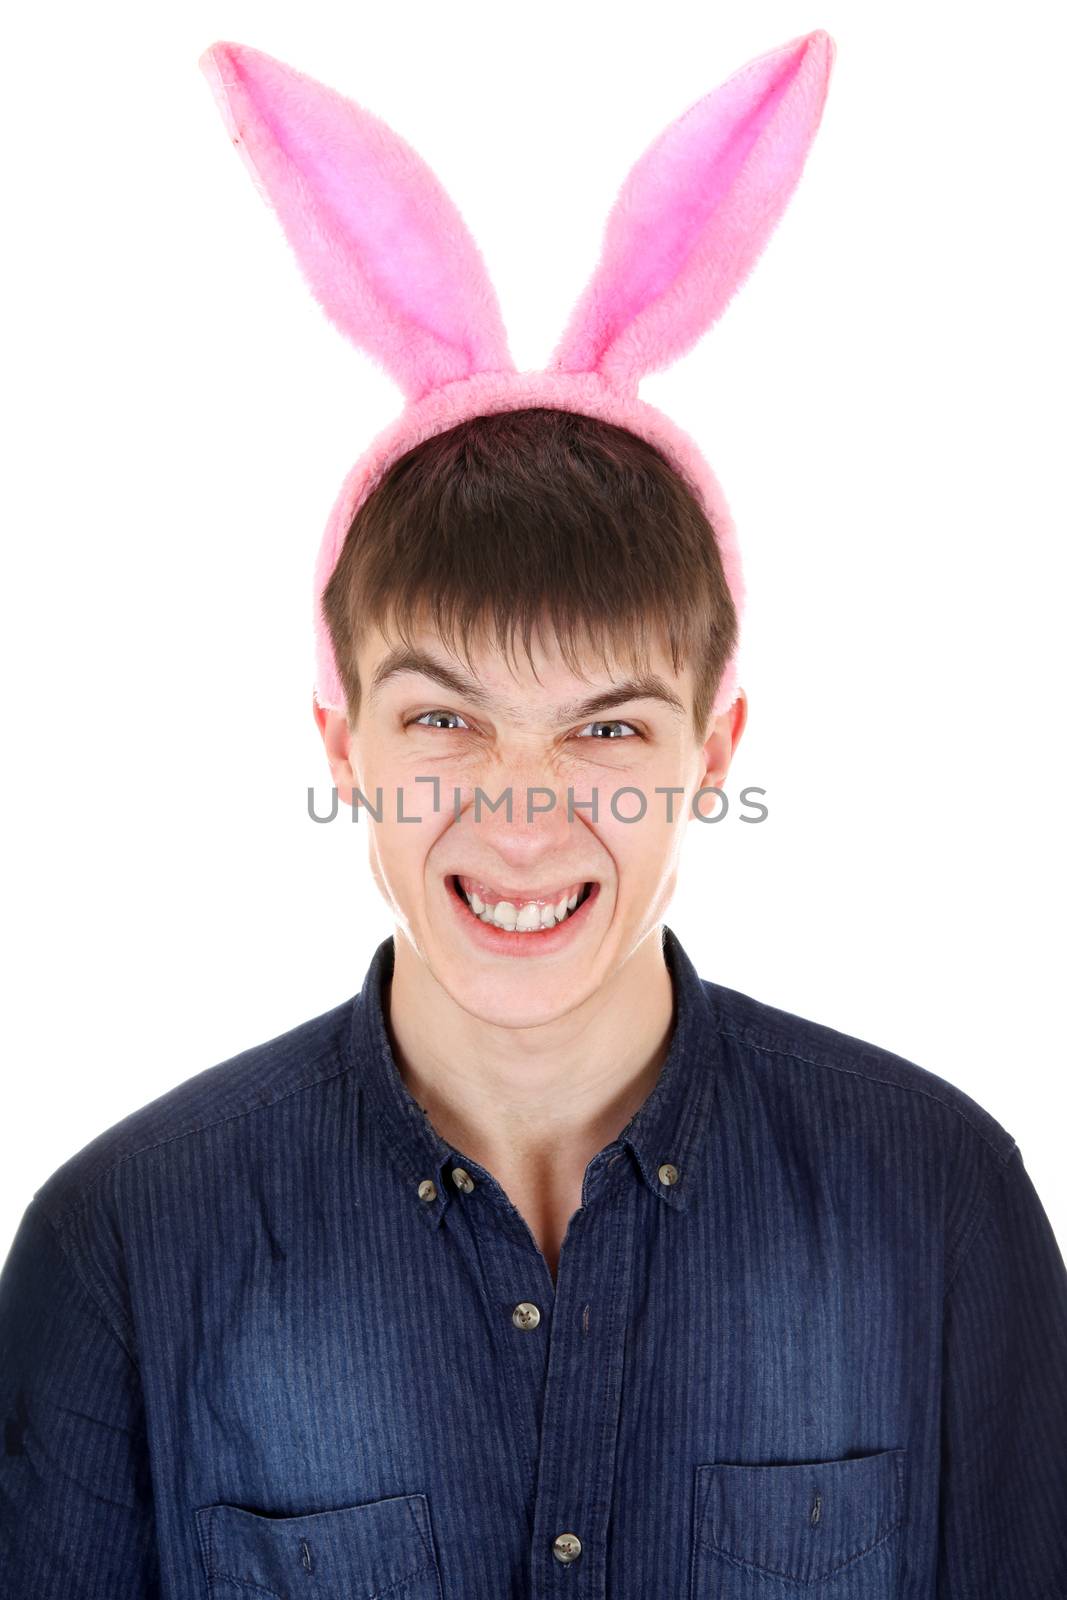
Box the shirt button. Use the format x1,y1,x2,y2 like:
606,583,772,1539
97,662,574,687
451,1166,475,1193
417,1179,438,1203
658,1162,679,1186
552,1532,582,1564
512,1301,541,1331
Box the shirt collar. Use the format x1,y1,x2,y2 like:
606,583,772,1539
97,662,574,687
353,924,720,1231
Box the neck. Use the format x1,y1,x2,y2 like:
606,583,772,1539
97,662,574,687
383,929,676,1181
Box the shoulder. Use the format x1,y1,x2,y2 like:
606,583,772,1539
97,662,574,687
701,976,1017,1167
31,994,359,1229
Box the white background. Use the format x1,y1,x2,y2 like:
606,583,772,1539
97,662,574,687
2,0,1064,1265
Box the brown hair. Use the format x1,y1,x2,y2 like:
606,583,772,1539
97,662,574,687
321,407,737,740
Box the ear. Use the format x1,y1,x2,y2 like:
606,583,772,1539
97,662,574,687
313,694,358,803
699,689,748,791
198,42,516,402
548,30,835,393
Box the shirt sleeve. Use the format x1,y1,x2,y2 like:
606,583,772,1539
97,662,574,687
938,1141,1067,1597
0,1196,160,1598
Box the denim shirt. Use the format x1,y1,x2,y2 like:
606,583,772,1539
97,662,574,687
2,925,1066,1599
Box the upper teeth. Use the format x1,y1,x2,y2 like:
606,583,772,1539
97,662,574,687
458,878,585,932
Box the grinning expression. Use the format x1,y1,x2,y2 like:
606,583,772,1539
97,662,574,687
316,620,746,1030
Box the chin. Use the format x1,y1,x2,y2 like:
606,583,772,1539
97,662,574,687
438,958,600,1031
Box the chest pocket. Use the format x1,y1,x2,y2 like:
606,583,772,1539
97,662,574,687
690,1448,906,1598
194,1492,444,1600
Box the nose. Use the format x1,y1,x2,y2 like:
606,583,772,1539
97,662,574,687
462,754,585,876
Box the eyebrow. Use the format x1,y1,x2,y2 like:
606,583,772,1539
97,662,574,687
367,645,686,723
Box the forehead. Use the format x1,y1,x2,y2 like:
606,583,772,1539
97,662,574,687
358,619,694,714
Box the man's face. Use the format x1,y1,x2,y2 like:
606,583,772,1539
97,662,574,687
317,620,746,1028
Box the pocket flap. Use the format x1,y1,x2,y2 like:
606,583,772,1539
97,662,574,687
195,1492,439,1599
695,1448,905,1583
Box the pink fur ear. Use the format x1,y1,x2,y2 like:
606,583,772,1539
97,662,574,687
198,42,516,401
548,30,835,392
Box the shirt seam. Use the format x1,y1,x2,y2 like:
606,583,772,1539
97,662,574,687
709,1024,1012,1163
942,1139,1020,1301
41,1023,357,1230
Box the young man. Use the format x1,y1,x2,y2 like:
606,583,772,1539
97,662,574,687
3,32,1066,1600
3,401,1066,1598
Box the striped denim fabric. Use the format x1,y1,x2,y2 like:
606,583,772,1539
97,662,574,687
1,925,1065,1597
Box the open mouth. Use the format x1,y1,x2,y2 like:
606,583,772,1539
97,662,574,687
449,874,596,935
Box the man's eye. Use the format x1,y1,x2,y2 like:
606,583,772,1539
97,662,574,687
410,710,471,730
576,720,639,739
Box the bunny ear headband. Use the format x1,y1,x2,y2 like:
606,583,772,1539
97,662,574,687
198,30,835,722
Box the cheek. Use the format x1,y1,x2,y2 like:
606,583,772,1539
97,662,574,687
367,805,454,900
598,800,680,886
354,746,446,832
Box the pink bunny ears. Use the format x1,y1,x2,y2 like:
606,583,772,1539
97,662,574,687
198,31,835,720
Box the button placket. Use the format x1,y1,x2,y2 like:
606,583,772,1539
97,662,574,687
431,1147,557,1498
529,1158,636,1597
458,1170,544,1339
